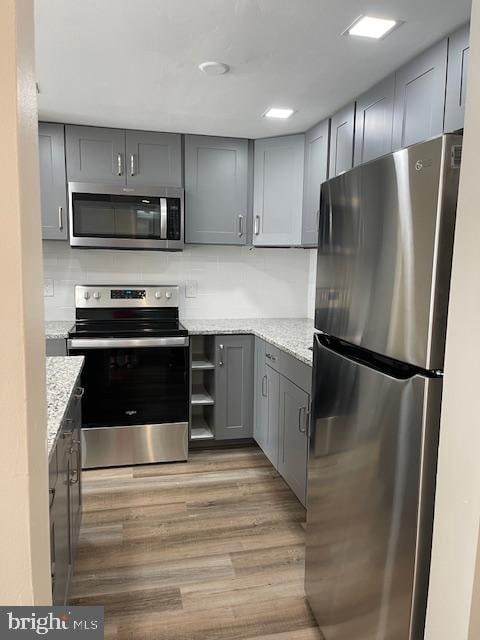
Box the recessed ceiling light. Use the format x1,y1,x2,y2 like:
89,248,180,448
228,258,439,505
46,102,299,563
263,107,295,119
346,15,399,39
198,61,229,76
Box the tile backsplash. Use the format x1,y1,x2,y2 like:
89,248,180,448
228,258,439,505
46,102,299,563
43,242,316,321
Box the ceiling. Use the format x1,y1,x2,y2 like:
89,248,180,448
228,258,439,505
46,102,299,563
35,0,471,139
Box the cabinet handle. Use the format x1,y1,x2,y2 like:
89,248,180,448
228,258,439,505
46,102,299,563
238,215,244,237
74,387,85,400
218,344,224,366
254,215,260,236
266,352,277,362
130,153,136,176
70,448,80,485
262,374,267,397
58,206,63,230
117,153,123,176
298,406,307,433
49,487,56,509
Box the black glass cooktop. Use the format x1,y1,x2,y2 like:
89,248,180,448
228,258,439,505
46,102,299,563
69,319,188,339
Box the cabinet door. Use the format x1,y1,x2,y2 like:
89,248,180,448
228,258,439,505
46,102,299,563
39,123,68,240
354,75,395,166
254,339,268,450
302,120,329,246
68,393,82,556
125,130,182,187
278,377,309,506
444,24,470,133
253,135,305,246
329,103,355,177
214,336,254,439
51,431,70,605
185,135,248,245
65,125,126,185
392,39,448,150
263,364,280,467
46,338,67,356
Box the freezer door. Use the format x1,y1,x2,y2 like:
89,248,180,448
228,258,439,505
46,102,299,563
305,335,442,640
314,134,462,370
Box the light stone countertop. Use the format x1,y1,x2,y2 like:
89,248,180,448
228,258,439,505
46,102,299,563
45,321,74,340
182,318,315,366
46,356,84,459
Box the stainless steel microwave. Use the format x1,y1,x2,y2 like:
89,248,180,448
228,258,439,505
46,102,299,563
68,183,184,250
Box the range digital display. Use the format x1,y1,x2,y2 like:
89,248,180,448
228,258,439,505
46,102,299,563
111,289,146,300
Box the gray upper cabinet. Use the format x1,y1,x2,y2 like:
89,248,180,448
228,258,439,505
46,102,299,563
253,135,305,246
39,123,68,240
125,130,182,187
278,376,309,506
444,23,470,133
354,75,395,166
214,335,254,440
302,120,330,246
392,39,448,150
329,103,355,177
66,125,126,185
185,135,248,245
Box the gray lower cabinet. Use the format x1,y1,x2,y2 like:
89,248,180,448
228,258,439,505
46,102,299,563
302,120,330,246
392,39,448,150
264,364,280,467
65,125,126,185
278,377,309,505
354,75,395,166
46,338,68,356
125,130,182,187
50,386,82,605
185,135,248,245
253,135,305,246
329,102,356,177
444,23,470,133
214,335,254,439
39,123,68,240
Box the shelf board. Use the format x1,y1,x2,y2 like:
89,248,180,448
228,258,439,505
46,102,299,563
192,357,215,371
191,385,214,406
190,423,215,441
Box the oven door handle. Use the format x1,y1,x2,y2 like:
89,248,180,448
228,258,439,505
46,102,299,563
68,337,189,350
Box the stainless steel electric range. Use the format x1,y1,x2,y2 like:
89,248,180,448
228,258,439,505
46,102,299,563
68,285,189,469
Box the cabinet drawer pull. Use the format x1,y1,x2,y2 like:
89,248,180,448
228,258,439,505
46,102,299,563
117,153,124,176
254,215,260,236
218,344,224,366
74,387,85,400
261,374,267,397
58,206,63,230
265,352,277,362
49,487,56,509
130,153,136,176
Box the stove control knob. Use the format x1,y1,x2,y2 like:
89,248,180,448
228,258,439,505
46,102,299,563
93,291,101,300
154,291,162,299
83,291,91,300
165,291,172,300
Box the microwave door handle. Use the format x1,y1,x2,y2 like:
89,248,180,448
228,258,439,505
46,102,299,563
160,198,167,239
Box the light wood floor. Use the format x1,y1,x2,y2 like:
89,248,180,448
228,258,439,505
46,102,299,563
71,445,323,640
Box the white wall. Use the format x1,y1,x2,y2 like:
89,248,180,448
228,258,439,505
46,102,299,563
43,242,316,320
0,0,51,605
425,1,480,637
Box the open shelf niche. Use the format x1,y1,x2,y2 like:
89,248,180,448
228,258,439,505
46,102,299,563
190,335,216,441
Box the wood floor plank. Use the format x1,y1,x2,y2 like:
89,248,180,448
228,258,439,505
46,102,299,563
71,445,318,639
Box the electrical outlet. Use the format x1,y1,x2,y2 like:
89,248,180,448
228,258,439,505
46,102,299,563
185,280,198,298
44,279,54,297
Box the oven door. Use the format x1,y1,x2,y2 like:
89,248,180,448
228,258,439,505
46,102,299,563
68,336,189,467
68,183,184,250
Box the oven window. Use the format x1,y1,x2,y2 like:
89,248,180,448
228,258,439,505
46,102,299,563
72,193,162,240
79,346,189,428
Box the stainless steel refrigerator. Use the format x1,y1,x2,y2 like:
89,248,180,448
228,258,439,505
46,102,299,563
305,134,462,640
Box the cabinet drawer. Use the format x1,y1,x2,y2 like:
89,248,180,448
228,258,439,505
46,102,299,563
264,342,312,393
